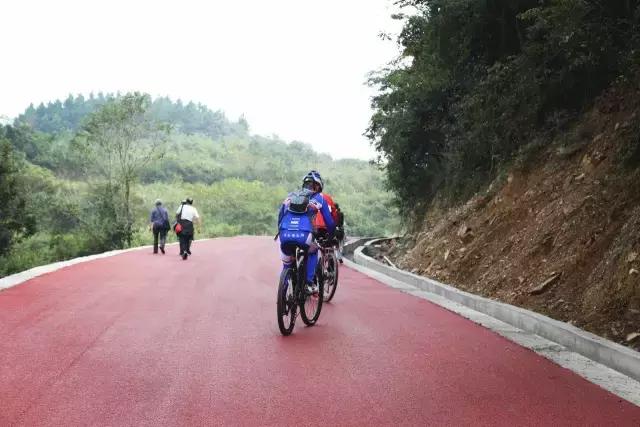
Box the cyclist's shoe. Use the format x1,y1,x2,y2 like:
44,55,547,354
305,282,319,296
186,249,192,255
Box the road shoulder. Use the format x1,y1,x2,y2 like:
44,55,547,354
344,256,640,406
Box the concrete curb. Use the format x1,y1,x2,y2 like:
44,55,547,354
351,244,640,384
0,246,146,291
0,238,214,292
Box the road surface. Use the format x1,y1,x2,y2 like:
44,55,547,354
1,236,638,426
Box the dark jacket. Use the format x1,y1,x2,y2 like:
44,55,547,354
150,206,170,230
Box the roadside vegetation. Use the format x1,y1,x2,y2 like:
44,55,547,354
369,0,640,213
368,0,640,347
0,94,398,277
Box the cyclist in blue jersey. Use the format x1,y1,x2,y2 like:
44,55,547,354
277,170,336,295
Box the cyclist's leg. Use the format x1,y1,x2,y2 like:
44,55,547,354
279,245,295,270
279,232,305,270
306,233,318,284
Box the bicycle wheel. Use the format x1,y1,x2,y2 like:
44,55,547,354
277,268,297,335
323,251,339,302
300,271,323,326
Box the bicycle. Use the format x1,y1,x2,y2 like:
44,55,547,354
277,244,324,336
317,236,339,303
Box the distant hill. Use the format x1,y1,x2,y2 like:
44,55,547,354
16,94,248,139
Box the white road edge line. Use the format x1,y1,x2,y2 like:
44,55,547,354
343,257,640,407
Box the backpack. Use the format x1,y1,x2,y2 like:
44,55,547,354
279,190,315,233
287,190,311,214
155,207,171,231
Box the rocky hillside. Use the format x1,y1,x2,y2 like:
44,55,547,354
378,83,640,349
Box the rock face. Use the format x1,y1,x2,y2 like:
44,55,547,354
381,86,640,349
626,332,640,343
457,224,474,244
530,273,562,295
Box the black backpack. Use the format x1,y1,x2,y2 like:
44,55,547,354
287,189,312,214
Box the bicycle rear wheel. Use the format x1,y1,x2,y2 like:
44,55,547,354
323,251,339,302
277,268,297,335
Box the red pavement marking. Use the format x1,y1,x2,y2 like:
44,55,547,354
0,236,638,426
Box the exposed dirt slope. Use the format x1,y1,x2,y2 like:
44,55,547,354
378,84,640,349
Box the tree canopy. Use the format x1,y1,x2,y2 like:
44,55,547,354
369,0,640,211
17,93,248,139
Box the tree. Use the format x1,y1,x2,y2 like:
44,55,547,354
74,93,171,247
0,139,36,255
369,0,640,208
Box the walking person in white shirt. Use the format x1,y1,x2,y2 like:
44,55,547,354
175,197,200,260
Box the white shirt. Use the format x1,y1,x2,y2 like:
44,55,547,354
177,204,200,222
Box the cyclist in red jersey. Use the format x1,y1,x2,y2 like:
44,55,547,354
305,170,337,235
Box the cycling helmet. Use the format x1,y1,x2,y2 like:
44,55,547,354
302,170,323,191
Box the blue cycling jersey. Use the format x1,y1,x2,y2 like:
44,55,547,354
278,192,336,234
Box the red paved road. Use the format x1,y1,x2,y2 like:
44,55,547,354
0,236,638,426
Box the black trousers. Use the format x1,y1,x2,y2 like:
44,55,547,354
153,226,168,253
178,220,194,255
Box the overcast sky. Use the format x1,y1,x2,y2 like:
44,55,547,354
0,0,403,159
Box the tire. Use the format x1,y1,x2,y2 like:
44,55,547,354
277,268,296,336
323,252,339,303
300,272,323,326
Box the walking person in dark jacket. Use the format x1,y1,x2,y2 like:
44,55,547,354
175,197,200,260
149,199,170,254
